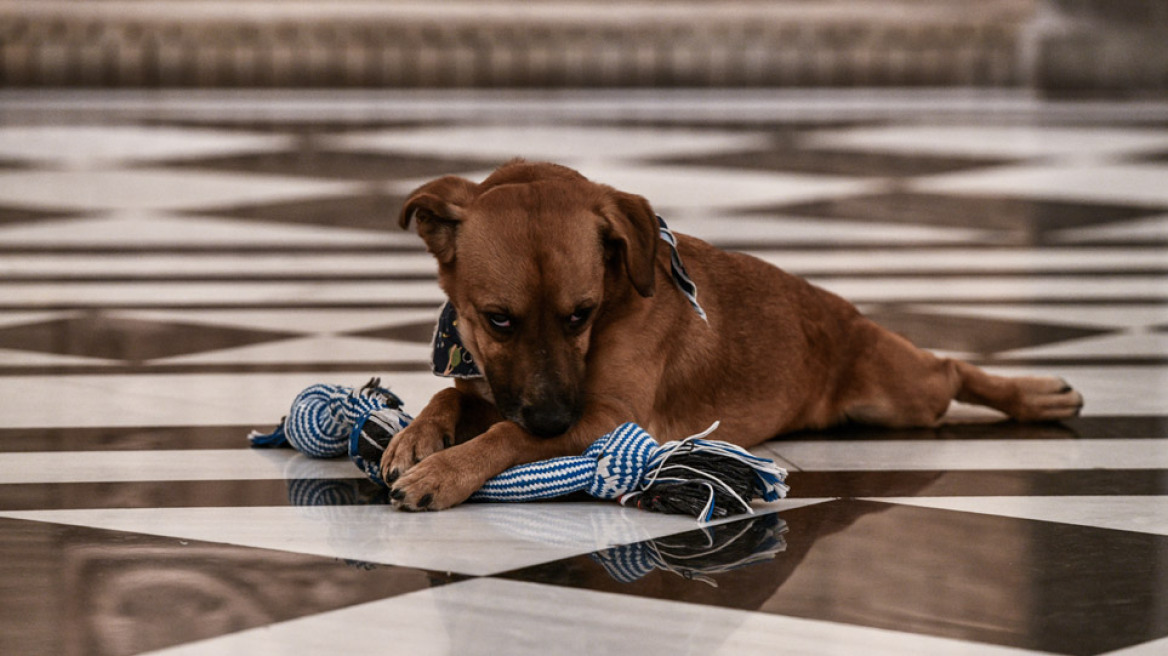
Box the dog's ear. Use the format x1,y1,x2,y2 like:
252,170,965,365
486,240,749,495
601,190,658,298
399,176,478,265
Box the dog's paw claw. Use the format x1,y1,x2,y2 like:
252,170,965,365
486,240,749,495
380,421,450,484
386,450,484,512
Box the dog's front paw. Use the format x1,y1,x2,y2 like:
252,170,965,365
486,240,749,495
388,449,483,511
380,420,451,485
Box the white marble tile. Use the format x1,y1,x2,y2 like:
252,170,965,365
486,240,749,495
0,501,824,577
0,125,291,168
391,164,875,212
0,213,415,247
580,163,877,211
148,335,432,366
0,252,436,279
906,304,1168,331
16,88,1168,125
912,163,1168,207
874,497,1168,536
998,330,1168,360
0,310,75,329
669,214,993,245
762,439,1168,473
808,275,1168,303
983,365,1168,417
744,248,1168,275
0,346,118,368
113,308,441,336
142,577,1047,656
327,125,769,163
0,169,359,212
0,448,356,484
0,371,451,429
1052,214,1168,244
806,125,1168,159
0,279,445,308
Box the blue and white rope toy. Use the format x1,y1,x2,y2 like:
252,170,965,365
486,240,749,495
247,379,407,459
250,379,789,520
474,421,788,521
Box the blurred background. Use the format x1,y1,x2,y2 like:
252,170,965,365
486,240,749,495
1,0,1165,96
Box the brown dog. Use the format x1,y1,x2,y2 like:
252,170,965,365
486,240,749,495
382,160,1083,511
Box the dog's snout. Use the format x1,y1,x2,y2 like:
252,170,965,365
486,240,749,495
520,402,578,438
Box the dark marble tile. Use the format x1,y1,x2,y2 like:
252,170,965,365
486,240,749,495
0,425,258,452
785,469,1168,498
656,147,1013,177
10,272,437,284
162,148,493,182
0,477,389,511
0,312,302,363
501,511,795,604
0,204,88,227
1132,149,1168,164
348,320,436,344
503,499,1168,656
863,308,1114,356
753,192,1166,244
0,516,451,656
0,480,290,511
139,118,450,135
779,416,1168,441
0,361,434,377
190,192,409,232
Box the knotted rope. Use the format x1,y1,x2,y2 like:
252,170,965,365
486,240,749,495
250,380,789,521
472,422,789,521
247,379,407,459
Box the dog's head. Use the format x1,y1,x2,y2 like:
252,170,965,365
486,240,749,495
400,160,659,437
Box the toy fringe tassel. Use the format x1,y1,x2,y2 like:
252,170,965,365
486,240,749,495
250,378,788,521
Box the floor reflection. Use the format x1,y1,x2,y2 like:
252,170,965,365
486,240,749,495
591,512,789,585
505,499,1168,655
0,517,445,656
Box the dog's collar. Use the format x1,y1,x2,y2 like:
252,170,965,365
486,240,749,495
431,216,705,379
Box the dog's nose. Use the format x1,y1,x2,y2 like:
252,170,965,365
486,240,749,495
520,403,577,438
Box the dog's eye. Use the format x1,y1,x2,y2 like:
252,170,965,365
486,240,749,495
485,313,513,331
567,307,594,329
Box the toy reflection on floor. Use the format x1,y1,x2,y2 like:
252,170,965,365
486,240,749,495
592,512,789,585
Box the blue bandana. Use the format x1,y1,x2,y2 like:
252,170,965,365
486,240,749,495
431,216,704,379
431,301,483,379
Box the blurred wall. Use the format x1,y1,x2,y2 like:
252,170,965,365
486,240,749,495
0,0,1162,95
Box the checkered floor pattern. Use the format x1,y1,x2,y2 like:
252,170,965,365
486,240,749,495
0,90,1165,655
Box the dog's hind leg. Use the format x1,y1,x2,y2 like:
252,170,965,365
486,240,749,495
948,359,1084,422
836,318,1083,428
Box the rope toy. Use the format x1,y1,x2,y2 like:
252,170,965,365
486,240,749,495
250,379,789,521
472,422,788,521
247,379,407,459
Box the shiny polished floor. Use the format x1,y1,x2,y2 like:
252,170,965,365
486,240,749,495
0,90,1166,655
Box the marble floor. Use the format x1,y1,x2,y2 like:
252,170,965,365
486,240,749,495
0,89,1166,655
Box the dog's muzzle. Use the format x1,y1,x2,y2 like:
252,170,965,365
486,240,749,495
519,402,579,438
